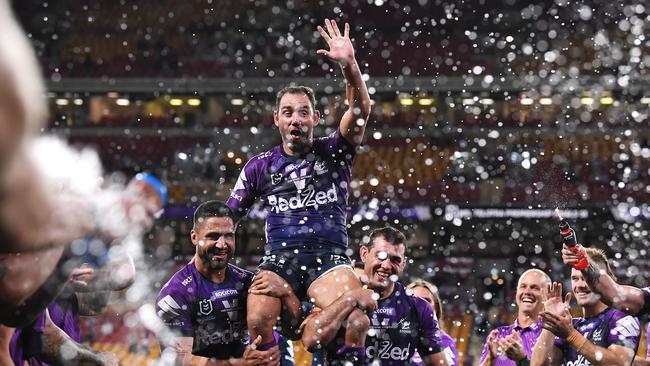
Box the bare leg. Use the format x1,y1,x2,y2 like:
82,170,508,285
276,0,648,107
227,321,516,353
246,270,283,346
307,268,368,348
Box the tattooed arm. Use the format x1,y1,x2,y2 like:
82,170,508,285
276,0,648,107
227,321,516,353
563,245,647,316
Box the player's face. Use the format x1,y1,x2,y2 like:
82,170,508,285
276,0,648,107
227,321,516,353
360,237,406,292
571,268,601,307
274,93,320,154
515,271,547,315
128,180,163,215
192,216,235,271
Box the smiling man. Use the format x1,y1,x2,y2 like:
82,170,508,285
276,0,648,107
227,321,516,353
156,201,297,365
227,18,372,364
480,269,551,366
531,248,640,366
300,226,450,365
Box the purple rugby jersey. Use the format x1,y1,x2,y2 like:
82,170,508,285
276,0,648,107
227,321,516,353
227,129,356,252
9,287,80,366
554,307,640,366
479,319,543,366
156,262,253,359
362,282,443,365
9,313,46,366
410,330,457,366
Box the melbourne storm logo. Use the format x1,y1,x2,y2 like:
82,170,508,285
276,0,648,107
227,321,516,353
271,173,282,185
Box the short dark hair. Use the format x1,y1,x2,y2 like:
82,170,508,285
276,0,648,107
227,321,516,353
275,85,316,111
366,226,407,250
192,201,234,230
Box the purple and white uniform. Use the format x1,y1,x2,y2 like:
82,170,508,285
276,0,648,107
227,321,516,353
9,313,46,366
554,307,640,366
9,288,80,366
156,262,253,359
363,282,443,365
479,319,543,366
227,129,355,252
410,330,457,366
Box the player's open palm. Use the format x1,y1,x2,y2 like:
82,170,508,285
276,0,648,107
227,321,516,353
317,19,355,66
543,282,571,316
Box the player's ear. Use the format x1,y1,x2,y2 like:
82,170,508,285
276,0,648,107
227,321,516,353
273,110,280,128
313,110,321,126
359,245,369,263
190,229,198,246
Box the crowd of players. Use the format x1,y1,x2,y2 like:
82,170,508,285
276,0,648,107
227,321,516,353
2,1,650,365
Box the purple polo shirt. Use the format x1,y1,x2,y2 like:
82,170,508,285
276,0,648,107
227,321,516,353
479,319,543,365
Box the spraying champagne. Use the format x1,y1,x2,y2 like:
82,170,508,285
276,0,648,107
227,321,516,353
556,208,588,270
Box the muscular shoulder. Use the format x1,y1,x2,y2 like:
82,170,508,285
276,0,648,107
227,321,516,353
608,308,640,333
158,264,197,301
156,264,196,321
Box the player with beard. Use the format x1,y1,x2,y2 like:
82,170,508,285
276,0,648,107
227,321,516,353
227,18,371,364
156,201,299,365
299,227,450,365
531,248,640,366
407,280,458,366
479,269,550,366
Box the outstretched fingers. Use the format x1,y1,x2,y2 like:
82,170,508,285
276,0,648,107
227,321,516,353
563,292,572,308
325,18,336,38
344,22,349,38
330,19,342,37
317,25,332,44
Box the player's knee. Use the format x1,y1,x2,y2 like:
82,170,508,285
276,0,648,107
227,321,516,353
247,305,278,331
345,308,369,334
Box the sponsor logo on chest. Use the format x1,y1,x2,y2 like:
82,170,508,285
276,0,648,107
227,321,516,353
267,183,338,212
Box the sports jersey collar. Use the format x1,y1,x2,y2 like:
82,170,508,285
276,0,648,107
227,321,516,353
513,318,542,332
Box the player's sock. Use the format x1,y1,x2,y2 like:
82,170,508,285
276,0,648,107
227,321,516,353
251,331,279,351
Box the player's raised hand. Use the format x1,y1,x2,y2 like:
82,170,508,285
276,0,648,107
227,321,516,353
540,309,574,339
543,282,572,316
316,19,355,67
69,265,95,292
562,244,586,268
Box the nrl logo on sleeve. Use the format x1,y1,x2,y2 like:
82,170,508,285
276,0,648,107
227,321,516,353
198,299,213,315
